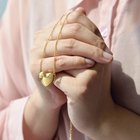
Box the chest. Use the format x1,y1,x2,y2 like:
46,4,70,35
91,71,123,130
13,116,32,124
111,59,140,115
95,0,140,114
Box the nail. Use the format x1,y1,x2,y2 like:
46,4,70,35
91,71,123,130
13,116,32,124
102,52,113,62
85,59,95,65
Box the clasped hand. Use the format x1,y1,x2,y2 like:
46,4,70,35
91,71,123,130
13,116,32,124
30,7,114,138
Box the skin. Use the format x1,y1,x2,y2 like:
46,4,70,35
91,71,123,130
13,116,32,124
24,8,112,140
23,7,140,140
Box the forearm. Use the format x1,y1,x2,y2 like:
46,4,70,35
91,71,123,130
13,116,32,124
91,104,140,140
23,91,61,140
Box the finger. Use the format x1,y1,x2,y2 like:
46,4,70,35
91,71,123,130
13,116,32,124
34,10,107,51
66,68,96,80
65,67,103,89
49,22,100,46
53,72,81,99
45,39,113,63
42,56,95,73
67,8,102,37
37,15,101,47
31,56,95,75
34,30,112,64
66,63,111,80
34,8,103,47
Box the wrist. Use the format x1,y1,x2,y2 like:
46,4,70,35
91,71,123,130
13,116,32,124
32,89,62,111
23,90,61,140
85,100,116,139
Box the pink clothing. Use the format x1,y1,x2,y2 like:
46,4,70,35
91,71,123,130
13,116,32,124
0,0,140,139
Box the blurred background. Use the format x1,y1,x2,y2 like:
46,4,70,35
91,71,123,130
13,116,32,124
0,0,8,18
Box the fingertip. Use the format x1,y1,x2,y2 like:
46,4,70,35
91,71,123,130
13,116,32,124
99,52,113,63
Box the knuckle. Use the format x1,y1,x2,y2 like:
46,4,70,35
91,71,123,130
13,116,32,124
75,57,85,65
69,38,76,47
70,23,82,34
65,39,76,50
92,48,103,58
96,38,106,49
68,11,82,23
56,56,67,68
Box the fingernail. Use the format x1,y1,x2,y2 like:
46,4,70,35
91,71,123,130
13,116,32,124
103,52,113,62
85,59,95,65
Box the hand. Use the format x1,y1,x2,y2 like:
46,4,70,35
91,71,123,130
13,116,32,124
54,60,114,139
30,8,112,110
